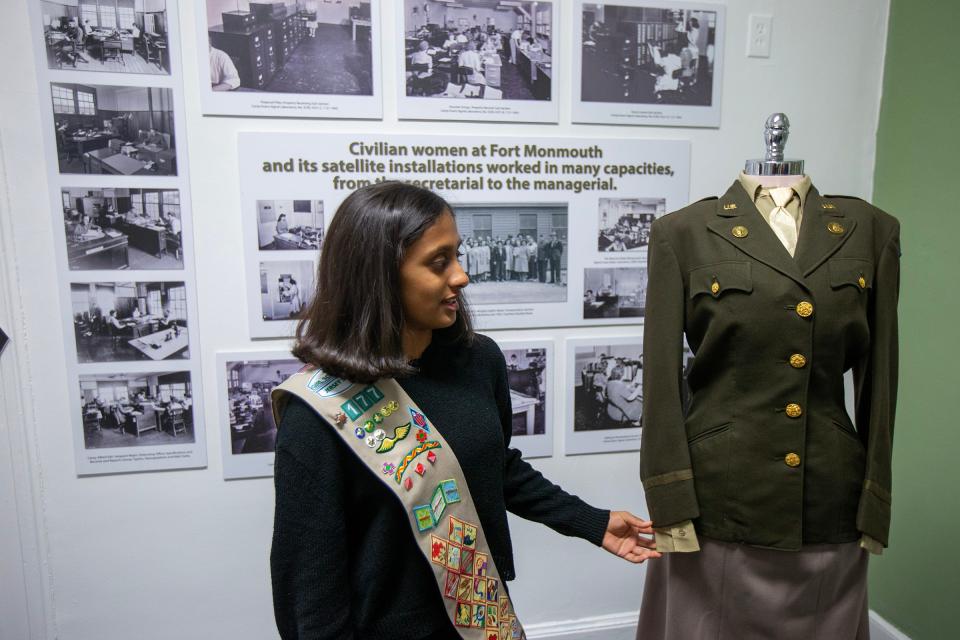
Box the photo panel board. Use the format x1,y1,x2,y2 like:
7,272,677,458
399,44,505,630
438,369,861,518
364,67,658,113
196,0,383,118
572,0,725,127
397,0,559,123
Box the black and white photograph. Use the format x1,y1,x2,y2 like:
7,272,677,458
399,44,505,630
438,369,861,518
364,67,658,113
402,0,552,101
583,267,647,319
41,0,171,74
218,353,303,479
496,339,554,458
78,370,195,449
70,281,189,363
259,260,316,321
61,188,183,270
572,0,724,127
597,197,664,252
199,0,381,118
453,203,567,305
52,83,177,175
257,199,324,251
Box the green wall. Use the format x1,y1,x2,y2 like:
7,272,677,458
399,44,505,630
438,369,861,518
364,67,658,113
869,1,960,637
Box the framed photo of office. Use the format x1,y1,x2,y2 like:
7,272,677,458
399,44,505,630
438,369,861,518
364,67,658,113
195,0,383,119
216,351,303,479
40,0,172,75
452,203,568,307
492,339,554,459
256,199,324,251
50,82,179,175
77,370,196,450
61,187,185,270
565,336,645,455
572,0,725,127
582,266,648,320
70,281,190,363
396,0,559,123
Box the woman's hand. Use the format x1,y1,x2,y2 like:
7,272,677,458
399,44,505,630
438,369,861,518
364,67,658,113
601,511,662,564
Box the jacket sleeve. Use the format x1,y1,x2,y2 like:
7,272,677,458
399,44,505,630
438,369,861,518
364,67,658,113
489,343,610,546
640,221,700,527
853,222,901,547
271,398,354,640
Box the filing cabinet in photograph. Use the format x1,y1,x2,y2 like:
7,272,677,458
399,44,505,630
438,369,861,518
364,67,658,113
208,22,276,90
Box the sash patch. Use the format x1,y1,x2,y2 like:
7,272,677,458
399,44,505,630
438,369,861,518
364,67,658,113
306,371,355,398
375,423,411,453
395,441,441,483
409,407,431,431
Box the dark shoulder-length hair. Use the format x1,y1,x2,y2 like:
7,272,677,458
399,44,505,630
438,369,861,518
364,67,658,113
292,181,474,383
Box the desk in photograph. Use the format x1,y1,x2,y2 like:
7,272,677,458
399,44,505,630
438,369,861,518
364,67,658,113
70,133,111,156
101,153,151,176
120,407,158,436
510,390,539,435
67,232,129,270
123,317,159,338
128,328,188,360
118,219,166,257
517,50,552,100
352,17,371,41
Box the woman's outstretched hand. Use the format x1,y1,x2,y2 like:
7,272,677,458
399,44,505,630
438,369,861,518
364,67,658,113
602,511,662,564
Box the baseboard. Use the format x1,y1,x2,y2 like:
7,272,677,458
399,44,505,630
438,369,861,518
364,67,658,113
523,609,911,640
870,610,912,640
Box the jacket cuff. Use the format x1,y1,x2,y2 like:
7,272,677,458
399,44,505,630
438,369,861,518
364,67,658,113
856,480,891,547
654,520,700,553
643,471,699,527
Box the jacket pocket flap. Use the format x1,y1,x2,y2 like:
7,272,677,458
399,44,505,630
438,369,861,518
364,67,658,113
829,258,874,290
689,261,753,299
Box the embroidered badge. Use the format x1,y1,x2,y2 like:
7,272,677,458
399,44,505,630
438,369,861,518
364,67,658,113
339,385,385,420
365,429,386,448
306,371,355,398
354,427,365,439
449,516,465,545
415,428,427,443
409,407,431,431
431,535,448,565
454,602,472,628
456,575,473,602
472,603,486,629
443,571,459,599
459,548,475,575
446,542,462,571
413,504,436,532
381,462,395,475
394,441,441,483
440,478,461,504
375,422,411,453
486,604,499,630
499,595,513,618
486,578,499,603
430,484,447,523
475,552,489,577
473,577,487,603
427,451,437,464
463,522,478,549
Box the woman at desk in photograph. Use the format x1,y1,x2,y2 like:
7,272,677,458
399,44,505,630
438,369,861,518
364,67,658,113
270,182,659,639
107,310,125,333
275,213,289,235
144,128,165,148
410,40,433,77
458,42,486,84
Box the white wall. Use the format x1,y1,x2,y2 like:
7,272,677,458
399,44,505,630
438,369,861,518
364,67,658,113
0,1,891,638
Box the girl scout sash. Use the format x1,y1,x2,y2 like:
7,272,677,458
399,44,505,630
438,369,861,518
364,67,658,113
272,367,526,640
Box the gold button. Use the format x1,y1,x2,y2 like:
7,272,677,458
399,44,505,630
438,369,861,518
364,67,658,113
785,403,803,418
789,354,807,369
732,225,749,238
858,276,866,289
785,453,801,467
827,221,845,234
710,281,720,295
795,301,814,318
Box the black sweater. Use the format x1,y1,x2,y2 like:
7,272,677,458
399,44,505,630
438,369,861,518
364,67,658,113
271,334,610,639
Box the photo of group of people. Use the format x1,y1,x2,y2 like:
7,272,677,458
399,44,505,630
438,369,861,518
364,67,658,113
52,83,178,176
597,197,664,252
42,0,171,74
453,203,567,305
71,281,189,363
257,199,324,251
582,267,648,319
61,188,183,270
403,0,552,101
78,370,195,450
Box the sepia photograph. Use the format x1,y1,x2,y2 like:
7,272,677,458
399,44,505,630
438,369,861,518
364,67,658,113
257,199,324,251
259,260,316,321
402,0,553,101
597,197,664,252
582,267,647,319
205,0,373,95
453,203,567,305
581,4,717,106
52,83,177,175
71,281,189,363
61,187,183,270
78,370,195,449
42,0,171,74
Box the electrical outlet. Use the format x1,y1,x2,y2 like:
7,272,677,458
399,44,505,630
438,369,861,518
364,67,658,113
747,14,773,58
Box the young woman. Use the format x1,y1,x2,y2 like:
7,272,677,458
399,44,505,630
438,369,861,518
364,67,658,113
270,182,659,639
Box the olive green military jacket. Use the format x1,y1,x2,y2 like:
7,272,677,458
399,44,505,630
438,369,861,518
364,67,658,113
640,181,900,550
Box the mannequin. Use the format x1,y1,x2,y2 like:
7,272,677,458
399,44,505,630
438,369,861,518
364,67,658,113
636,113,900,639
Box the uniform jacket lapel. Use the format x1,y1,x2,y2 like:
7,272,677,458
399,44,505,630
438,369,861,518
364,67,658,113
794,187,858,277
706,181,807,288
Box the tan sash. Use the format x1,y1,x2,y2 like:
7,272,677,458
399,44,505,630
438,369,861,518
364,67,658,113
272,367,526,640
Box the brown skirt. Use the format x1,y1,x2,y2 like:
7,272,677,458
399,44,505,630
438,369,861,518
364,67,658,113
637,537,869,640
